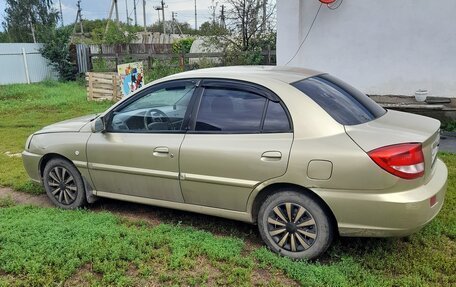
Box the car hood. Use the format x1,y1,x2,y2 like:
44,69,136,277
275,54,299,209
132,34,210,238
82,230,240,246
35,114,98,134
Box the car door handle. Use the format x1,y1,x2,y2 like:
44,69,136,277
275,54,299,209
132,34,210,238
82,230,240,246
261,151,282,161
153,146,169,157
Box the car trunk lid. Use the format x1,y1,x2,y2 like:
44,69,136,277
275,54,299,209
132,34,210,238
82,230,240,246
345,109,440,182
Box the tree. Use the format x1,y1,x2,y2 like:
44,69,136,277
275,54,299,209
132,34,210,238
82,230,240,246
2,0,59,43
203,0,276,65
172,38,195,54
199,21,228,36
40,26,76,81
0,32,10,43
90,23,140,45
225,0,275,51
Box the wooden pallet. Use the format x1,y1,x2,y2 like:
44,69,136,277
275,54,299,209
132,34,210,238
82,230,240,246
85,72,121,102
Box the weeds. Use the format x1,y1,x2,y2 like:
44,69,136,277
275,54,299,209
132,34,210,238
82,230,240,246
0,196,14,207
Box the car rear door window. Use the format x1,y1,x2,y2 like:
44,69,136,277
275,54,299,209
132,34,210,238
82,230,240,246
263,101,291,132
292,74,386,125
195,88,267,133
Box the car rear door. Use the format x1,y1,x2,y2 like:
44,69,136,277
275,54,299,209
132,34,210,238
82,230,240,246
179,80,294,211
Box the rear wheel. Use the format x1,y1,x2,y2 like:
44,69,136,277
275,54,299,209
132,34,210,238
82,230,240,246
43,158,87,209
258,190,334,260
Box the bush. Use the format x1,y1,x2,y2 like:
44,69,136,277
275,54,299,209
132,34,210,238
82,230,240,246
39,26,77,81
144,59,181,83
172,38,195,54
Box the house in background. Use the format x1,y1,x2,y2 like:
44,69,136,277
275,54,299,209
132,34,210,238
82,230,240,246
277,0,456,97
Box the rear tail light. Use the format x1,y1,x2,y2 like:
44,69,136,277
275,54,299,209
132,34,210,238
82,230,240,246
368,143,425,180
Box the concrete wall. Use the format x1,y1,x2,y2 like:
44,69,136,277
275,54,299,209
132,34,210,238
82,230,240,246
0,43,57,85
277,0,456,97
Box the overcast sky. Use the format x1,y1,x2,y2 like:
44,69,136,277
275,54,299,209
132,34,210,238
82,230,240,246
0,0,218,31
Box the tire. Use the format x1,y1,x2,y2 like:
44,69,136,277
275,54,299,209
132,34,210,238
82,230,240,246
258,190,334,260
43,158,87,209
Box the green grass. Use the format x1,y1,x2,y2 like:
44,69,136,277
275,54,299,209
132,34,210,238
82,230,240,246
0,206,291,287
0,81,111,193
0,82,455,286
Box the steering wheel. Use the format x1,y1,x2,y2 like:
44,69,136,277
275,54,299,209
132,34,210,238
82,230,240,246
144,108,170,130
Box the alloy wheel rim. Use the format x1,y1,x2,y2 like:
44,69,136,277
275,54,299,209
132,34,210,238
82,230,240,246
47,166,77,205
267,202,317,252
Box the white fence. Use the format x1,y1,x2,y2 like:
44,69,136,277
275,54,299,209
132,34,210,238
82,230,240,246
0,43,57,85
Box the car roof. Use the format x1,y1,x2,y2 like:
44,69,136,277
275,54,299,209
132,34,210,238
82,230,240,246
163,66,322,84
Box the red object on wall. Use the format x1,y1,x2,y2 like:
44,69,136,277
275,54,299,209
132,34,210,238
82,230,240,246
319,0,336,4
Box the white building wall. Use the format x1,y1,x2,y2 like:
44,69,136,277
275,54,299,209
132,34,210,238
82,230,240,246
277,0,456,97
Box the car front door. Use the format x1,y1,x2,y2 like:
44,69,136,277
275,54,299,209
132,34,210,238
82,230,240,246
87,79,198,202
179,80,294,211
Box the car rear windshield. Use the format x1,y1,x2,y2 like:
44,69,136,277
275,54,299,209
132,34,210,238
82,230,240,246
292,74,386,125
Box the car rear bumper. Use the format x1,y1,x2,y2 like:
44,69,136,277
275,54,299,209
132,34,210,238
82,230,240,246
22,151,42,183
317,158,447,237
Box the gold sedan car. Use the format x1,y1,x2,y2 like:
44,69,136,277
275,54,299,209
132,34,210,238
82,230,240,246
22,66,447,259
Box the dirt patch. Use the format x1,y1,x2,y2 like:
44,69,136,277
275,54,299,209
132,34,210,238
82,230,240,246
64,263,101,287
90,198,262,245
251,267,300,287
0,186,259,238
0,186,261,245
0,187,52,207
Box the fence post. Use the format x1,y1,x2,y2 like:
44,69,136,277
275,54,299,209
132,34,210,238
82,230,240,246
148,55,152,70
88,72,93,100
21,48,31,84
86,46,93,72
112,74,118,101
179,52,185,71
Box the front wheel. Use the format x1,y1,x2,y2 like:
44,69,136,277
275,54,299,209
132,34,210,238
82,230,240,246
258,190,334,260
43,158,87,209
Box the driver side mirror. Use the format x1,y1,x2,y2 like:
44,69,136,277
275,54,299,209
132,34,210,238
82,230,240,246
91,117,106,133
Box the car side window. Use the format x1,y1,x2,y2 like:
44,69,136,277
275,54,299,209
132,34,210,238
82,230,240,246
263,101,291,132
109,80,196,132
195,88,267,133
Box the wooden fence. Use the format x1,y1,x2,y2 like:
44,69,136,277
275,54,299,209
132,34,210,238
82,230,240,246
86,72,121,102
76,44,277,73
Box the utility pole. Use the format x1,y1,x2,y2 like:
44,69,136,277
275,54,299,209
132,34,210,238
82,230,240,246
161,1,167,34
142,0,146,32
155,1,167,34
58,0,64,26
210,0,218,25
171,12,175,34
105,0,121,35
73,0,83,34
125,0,129,25
133,0,138,26
154,5,163,29
173,12,183,35
156,9,161,25
114,0,119,25
220,4,225,29
194,0,197,30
